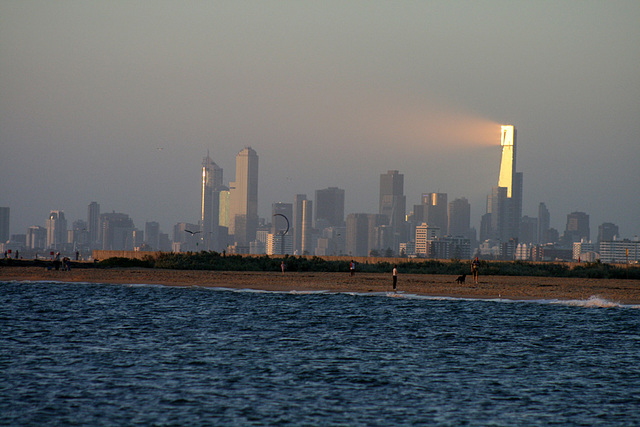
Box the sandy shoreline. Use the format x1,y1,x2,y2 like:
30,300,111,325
2,266,640,304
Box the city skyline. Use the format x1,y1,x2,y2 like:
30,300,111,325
1,2,639,238
1,134,638,244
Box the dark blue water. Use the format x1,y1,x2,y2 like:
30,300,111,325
1,281,639,426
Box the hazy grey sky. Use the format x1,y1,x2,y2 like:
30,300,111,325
2,1,639,238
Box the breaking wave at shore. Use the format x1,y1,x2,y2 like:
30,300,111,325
4,279,640,309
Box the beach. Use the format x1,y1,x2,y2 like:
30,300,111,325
2,266,640,304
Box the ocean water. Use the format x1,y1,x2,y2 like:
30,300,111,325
1,281,639,426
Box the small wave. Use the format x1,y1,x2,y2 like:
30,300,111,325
549,295,640,309
288,290,330,295
125,283,168,288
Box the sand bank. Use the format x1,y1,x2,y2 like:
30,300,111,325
3,266,640,304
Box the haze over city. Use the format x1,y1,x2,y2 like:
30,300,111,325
1,1,639,238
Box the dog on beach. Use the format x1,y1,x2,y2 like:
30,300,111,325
455,274,466,284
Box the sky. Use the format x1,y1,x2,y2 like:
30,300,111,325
1,1,639,239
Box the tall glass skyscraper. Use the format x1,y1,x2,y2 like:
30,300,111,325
46,210,67,250
486,125,523,242
498,125,517,197
379,170,406,248
87,202,100,247
201,151,223,250
314,187,345,229
293,194,308,254
229,147,259,245
0,207,9,244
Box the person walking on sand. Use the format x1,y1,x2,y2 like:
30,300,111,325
471,256,480,284
392,265,398,291
281,261,286,275
350,260,355,277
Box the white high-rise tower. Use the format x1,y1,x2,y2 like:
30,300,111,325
229,147,259,245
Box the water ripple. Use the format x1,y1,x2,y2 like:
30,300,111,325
1,281,640,425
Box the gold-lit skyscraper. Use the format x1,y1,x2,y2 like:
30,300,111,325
485,125,523,243
229,147,259,245
498,125,516,197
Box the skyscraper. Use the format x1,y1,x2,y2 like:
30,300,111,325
379,171,406,228
87,202,100,247
201,151,224,251
346,213,369,257
562,211,590,245
537,202,550,244
0,207,9,243
301,199,313,255
485,125,523,242
597,222,619,248
422,193,448,235
368,214,390,255
229,147,259,245
314,187,345,229
379,170,406,251
498,125,517,197
27,225,47,250
448,198,471,237
100,212,134,250
46,210,67,250
145,221,160,250
293,194,307,254
271,202,293,235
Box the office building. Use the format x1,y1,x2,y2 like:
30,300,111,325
315,187,345,229
229,147,259,245
27,225,47,250
573,241,596,261
0,207,9,243
415,223,440,256
485,125,523,242
100,212,134,250
293,194,307,254
87,202,100,247
69,220,89,249
173,222,201,252
145,221,160,250
315,226,344,256
367,214,390,255
301,199,313,255
597,223,619,248
201,151,224,251
423,193,448,233
379,170,406,249
46,210,68,250
272,202,293,235
520,216,538,244
448,198,471,237
218,187,230,228
266,233,293,255
429,236,471,260
562,211,590,246
599,238,640,264
346,213,369,257
537,202,550,244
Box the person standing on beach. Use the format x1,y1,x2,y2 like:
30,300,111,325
281,261,286,275
471,257,480,284
392,265,398,291
350,260,355,277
